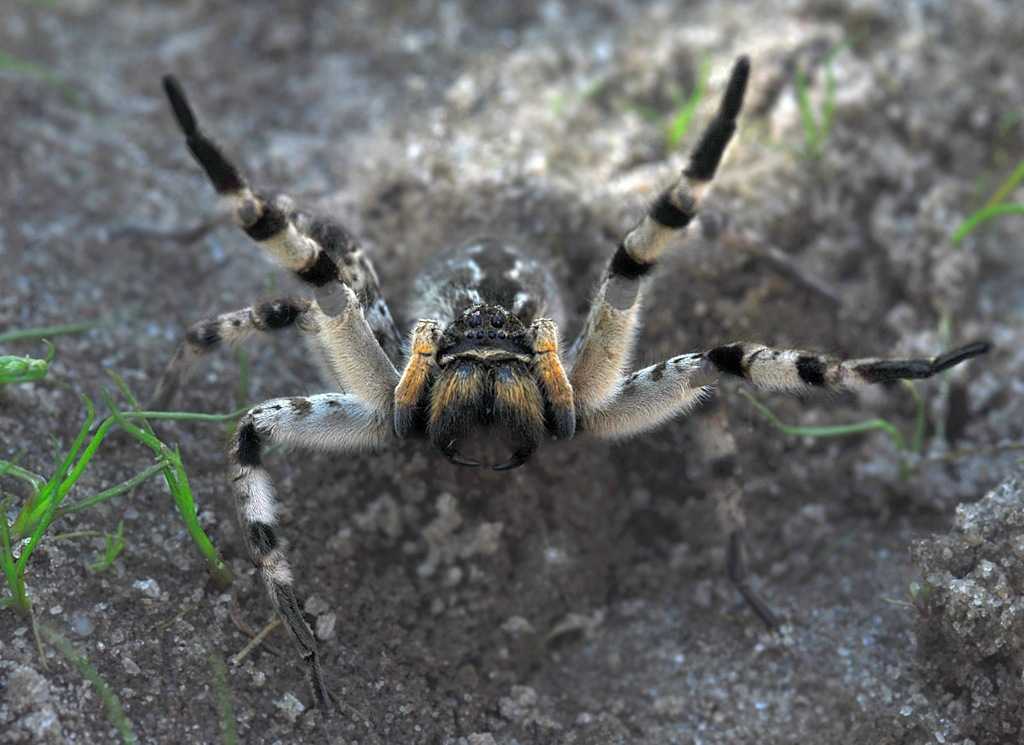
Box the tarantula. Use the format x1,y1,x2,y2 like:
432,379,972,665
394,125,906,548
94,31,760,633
153,56,988,708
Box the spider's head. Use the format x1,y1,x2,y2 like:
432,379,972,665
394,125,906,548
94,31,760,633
437,304,531,367
394,306,574,471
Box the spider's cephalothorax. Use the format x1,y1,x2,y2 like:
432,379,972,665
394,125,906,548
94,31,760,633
152,56,991,710
427,302,544,469
392,244,575,469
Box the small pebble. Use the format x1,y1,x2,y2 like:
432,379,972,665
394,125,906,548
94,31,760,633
274,692,306,723
303,594,330,616
133,578,161,599
316,612,337,640
69,612,94,637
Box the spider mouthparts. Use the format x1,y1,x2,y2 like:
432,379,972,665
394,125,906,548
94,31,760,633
442,441,481,468
551,405,576,440
393,405,416,439
492,447,534,471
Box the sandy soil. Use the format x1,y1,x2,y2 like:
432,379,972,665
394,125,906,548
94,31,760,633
2,1,1023,743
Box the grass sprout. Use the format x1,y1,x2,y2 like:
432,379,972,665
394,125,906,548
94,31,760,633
1,397,96,613
794,43,844,159
0,340,55,385
38,623,138,744
665,57,710,150
953,157,1024,244
102,378,233,587
1,383,243,611
88,520,125,573
952,201,1024,245
210,654,239,745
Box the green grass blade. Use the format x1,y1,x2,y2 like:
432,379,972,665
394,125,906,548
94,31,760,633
0,459,46,496
166,446,232,587
795,67,820,158
0,496,24,612
209,654,238,745
103,394,232,586
121,408,250,423
982,158,1024,210
88,521,125,573
902,381,927,454
739,389,908,452
12,397,102,538
15,399,96,584
58,461,168,517
0,321,99,344
37,624,138,744
952,202,1024,244
666,57,710,150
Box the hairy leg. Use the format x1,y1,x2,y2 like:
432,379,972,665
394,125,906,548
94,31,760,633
695,401,780,629
149,297,309,409
577,353,715,439
569,56,750,412
581,341,989,625
162,75,403,361
231,393,392,709
703,340,990,393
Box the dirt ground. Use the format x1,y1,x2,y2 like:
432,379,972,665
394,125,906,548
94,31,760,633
2,1,1023,743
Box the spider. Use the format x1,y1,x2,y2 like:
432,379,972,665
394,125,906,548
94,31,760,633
153,56,989,709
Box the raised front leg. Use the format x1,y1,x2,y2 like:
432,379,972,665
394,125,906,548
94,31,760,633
162,75,403,362
569,56,750,413
231,393,393,709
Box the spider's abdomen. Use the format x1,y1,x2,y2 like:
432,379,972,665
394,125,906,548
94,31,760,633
409,238,564,327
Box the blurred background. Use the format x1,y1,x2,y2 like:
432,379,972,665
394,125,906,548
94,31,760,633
1,2,1022,743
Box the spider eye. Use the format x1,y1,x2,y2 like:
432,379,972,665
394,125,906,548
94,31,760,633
491,313,505,328
469,313,482,327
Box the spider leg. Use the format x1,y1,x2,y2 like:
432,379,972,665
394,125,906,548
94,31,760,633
578,341,990,436
581,340,989,626
697,402,780,629
150,285,399,412
149,297,310,410
161,75,403,362
569,56,750,413
231,393,392,710
576,354,714,439
579,356,780,626
703,339,991,393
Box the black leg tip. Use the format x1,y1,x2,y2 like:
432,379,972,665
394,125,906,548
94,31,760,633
722,55,751,121
162,74,198,136
932,340,992,374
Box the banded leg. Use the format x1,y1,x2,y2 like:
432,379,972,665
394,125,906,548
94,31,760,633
232,394,393,709
569,56,750,412
149,297,309,409
578,353,715,439
703,340,991,393
580,341,990,437
696,402,780,629
162,76,403,361
578,356,778,626
310,284,400,415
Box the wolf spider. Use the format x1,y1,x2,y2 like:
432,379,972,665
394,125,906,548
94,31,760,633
153,57,988,708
